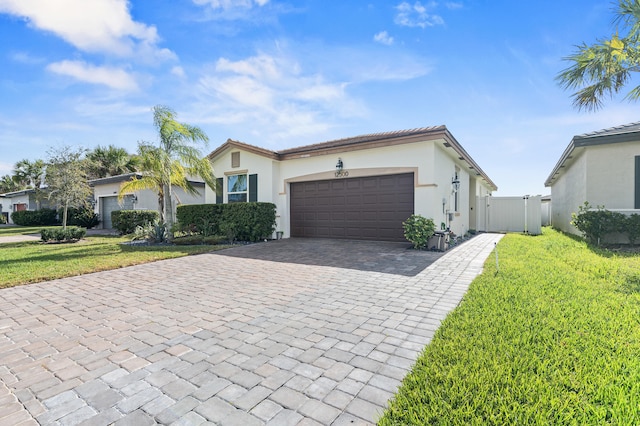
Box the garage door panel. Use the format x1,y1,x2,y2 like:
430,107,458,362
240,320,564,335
290,173,414,242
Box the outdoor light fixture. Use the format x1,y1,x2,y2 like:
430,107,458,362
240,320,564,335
452,176,460,191
335,158,348,177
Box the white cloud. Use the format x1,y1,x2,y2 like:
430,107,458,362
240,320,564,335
373,31,394,46
0,161,13,176
194,52,365,142
10,51,45,64
395,1,444,28
193,0,269,10
46,60,138,91
171,66,186,78
0,0,174,60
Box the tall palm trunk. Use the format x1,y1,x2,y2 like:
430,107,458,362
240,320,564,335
163,182,174,240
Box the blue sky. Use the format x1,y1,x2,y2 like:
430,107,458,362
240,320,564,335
0,0,637,196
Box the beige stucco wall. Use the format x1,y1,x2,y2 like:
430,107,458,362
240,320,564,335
93,180,205,228
585,142,639,208
551,140,640,236
550,149,588,235
208,139,494,238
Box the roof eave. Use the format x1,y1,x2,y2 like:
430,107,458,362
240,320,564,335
441,128,498,191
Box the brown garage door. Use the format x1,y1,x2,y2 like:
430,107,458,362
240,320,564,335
290,173,414,242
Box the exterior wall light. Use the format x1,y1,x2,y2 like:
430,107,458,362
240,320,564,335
335,158,348,177
452,177,460,191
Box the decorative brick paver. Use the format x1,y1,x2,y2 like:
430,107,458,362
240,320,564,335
0,233,502,424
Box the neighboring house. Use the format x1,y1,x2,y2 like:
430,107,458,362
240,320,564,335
0,194,8,223
206,126,497,242
541,194,551,227
545,122,640,236
90,173,206,229
0,189,47,224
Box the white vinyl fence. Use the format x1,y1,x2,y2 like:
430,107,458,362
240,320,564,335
476,195,542,235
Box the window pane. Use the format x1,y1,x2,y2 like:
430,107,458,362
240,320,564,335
228,174,247,192
228,193,247,203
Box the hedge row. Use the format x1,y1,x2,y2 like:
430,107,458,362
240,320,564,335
176,202,276,242
41,227,86,242
11,209,58,226
111,210,160,235
571,202,640,245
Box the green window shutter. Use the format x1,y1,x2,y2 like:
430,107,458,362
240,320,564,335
249,174,258,202
635,156,640,209
216,177,223,204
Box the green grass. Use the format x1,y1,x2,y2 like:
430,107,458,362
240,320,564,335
0,225,59,236
380,228,640,425
0,235,230,288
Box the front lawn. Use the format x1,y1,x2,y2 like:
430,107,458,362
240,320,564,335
380,228,640,425
0,235,230,288
0,225,59,236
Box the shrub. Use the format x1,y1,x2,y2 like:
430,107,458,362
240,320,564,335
626,214,640,246
40,226,86,242
0,214,6,224
111,210,160,235
176,204,224,235
221,203,276,242
11,209,58,226
63,205,100,229
176,203,276,242
132,221,168,243
571,202,627,245
403,214,436,249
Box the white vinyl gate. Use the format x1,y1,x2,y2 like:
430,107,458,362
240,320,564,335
476,196,541,235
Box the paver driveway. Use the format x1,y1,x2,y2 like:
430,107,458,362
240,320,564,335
0,233,502,425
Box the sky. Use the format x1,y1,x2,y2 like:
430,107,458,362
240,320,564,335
0,0,638,196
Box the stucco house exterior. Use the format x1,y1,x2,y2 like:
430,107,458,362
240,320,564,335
0,189,47,224
545,122,640,235
90,173,206,229
206,126,497,242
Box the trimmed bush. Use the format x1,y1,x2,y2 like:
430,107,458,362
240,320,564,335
571,202,634,245
221,203,276,242
403,214,436,249
176,204,224,235
63,205,100,229
11,209,58,226
627,214,640,246
176,202,276,242
40,226,86,242
111,210,160,235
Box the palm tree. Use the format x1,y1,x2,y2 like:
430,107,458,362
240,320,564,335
119,106,216,238
118,143,203,217
13,159,45,189
556,0,640,111
0,174,20,193
86,145,139,179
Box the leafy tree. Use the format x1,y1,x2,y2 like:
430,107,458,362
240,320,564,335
86,145,139,179
0,174,20,193
556,0,640,111
45,146,92,229
120,105,216,239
